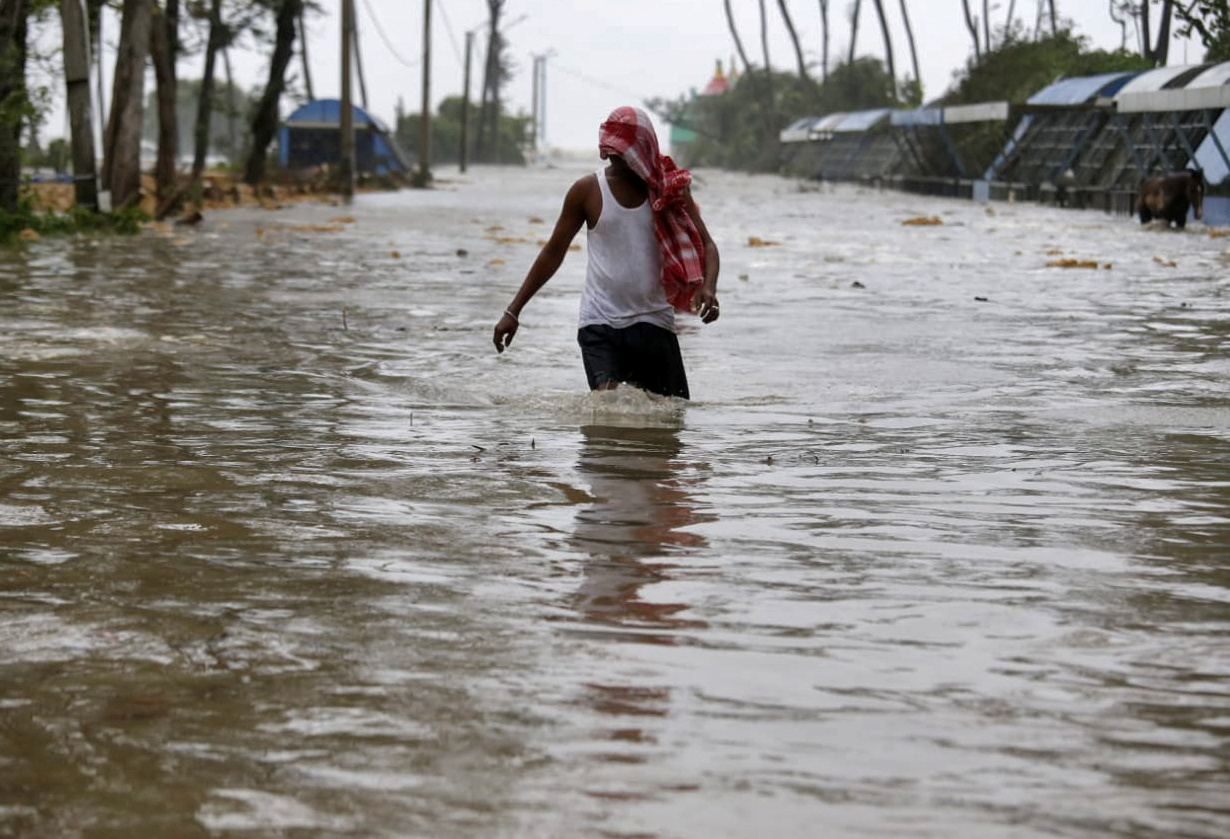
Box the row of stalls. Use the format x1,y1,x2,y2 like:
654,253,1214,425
780,62,1230,224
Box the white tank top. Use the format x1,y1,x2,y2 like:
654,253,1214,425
578,168,674,332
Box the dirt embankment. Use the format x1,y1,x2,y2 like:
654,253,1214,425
26,169,350,219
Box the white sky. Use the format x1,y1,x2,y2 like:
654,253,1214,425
31,0,1202,154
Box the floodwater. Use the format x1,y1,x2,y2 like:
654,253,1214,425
1,163,1228,839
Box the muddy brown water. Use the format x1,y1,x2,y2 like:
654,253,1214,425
2,165,1228,838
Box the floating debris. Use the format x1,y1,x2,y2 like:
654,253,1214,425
901,216,942,226
528,216,544,224
329,215,356,224
17,228,39,241
1152,256,1178,267
747,235,781,247
1045,258,1101,269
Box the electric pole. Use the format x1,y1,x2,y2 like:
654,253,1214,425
416,0,432,186
339,0,355,200
460,29,473,173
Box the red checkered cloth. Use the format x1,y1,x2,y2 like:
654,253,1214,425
598,106,705,313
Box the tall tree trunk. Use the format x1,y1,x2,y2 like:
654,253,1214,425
61,0,99,210
776,0,810,82
1147,0,1175,64
757,0,774,97
870,0,896,97
0,0,29,213
298,5,312,100
962,0,981,62
897,0,920,98
102,0,152,209
848,0,861,65
1047,0,1056,35
150,0,179,218
89,0,104,145
223,46,237,165
817,0,829,81
983,0,990,54
191,0,222,179
724,0,753,76
243,0,301,185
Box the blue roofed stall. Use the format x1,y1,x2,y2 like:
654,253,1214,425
278,99,413,178
779,109,898,182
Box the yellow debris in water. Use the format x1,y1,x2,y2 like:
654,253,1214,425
329,216,356,224
747,235,780,247
901,216,942,226
17,228,39,241
1046,258,1100,269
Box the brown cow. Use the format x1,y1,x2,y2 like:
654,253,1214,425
1137,169,1204,229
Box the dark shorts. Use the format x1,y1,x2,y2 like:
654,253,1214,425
577,322,690,399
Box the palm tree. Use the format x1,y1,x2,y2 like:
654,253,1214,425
817,0,829,80
870,0,896,95
897,0,920,97
848,0,862,65
962,0,982,62
723,0,754,76
776,0,812,83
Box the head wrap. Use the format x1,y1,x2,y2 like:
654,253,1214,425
598,106,705,313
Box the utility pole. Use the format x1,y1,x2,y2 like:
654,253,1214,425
60,0,98,209
459,29,473,173
339,0,355,200
530,54,539,161
416,0,432,186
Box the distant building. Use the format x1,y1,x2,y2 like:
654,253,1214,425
669,60,735,164
278,99,412,177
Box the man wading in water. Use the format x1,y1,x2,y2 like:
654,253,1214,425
492,106,720,399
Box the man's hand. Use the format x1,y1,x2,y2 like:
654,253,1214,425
493,312,518,353
693,286,720,324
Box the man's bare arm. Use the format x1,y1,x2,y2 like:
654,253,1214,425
684,188,721,324
493,177,591,353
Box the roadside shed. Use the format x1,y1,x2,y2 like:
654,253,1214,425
278,99,412,177
779,109,898,182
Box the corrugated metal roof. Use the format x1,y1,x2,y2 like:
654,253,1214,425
1027,72,1136,105
285,99,378,128
1115,65,1200,95
891,108,942,127
1189,62,1230,87
833,109,891,132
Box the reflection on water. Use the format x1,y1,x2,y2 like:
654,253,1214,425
1,166,1228,838
572,424,708,639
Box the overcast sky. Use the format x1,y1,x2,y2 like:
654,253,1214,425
32,0,1202,154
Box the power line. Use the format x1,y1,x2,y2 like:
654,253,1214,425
358,0,419,69
550,62,650,105
435,0,464,68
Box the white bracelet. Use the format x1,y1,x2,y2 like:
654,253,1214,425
504,309,519,323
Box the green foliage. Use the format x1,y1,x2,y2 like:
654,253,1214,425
1175,0,1230,61
652,58,901,173
940,30,1151,106
142,77,257,162
0,190,148,244
395,96,532,166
